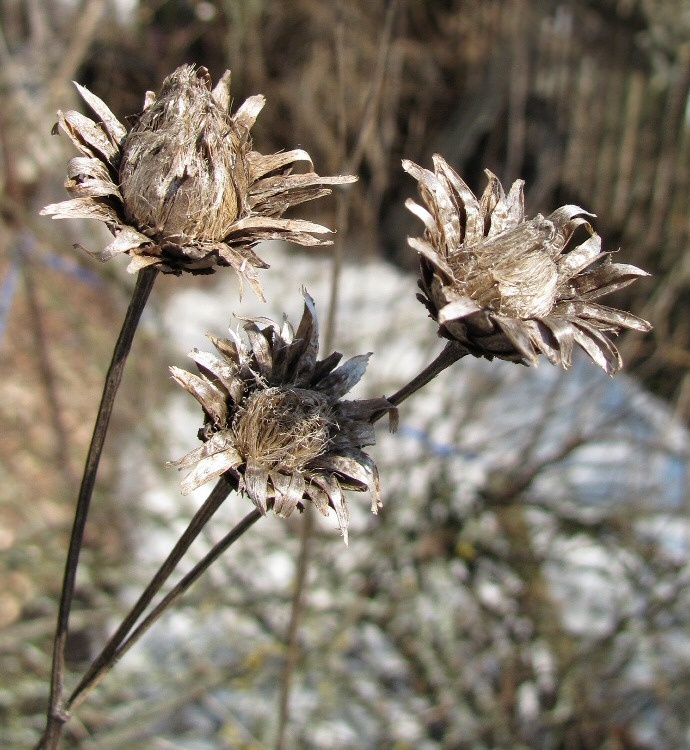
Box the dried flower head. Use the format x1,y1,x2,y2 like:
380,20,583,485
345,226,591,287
41,64,356,298
169,292,396,543
403,155,651,374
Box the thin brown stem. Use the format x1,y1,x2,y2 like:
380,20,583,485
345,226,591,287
39,266,158,750
275,503,314,750
378,340,469,415
67,476,234,712
68,507,262,709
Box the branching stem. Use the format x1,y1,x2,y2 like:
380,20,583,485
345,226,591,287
67,476,234,713
39,265,467,749
70,507,262,702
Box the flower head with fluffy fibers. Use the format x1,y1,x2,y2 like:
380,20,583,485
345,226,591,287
403,155,651,374
169,292,396,543
42,64,356,298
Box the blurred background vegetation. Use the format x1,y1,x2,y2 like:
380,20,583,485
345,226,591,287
1,0,689,747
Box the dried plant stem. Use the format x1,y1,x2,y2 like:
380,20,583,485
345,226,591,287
71,507,262,704
40,266,158,750
383,340,469,411
275,502,314,750
276,6,402,744
67,476,234,713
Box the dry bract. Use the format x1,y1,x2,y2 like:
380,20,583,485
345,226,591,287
404,155,651,373
169,292,396,543
41,64,356,298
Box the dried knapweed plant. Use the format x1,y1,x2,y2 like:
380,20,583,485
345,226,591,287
170,291,396,544
37,59,652,748
403,155,651,373
42,64,356,297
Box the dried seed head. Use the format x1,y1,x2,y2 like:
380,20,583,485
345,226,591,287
404,154,651,373
452,217,560,318
42,65,357,297
233,387,332,472
169,291,396,543
119,66,248,245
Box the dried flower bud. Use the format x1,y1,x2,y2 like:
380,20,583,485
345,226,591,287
169,291,396,544
42,65,356,298
404,155,651,374
118,66,249,245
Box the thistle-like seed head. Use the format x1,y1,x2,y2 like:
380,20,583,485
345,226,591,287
42,64,357,298
169,292,396,543
404,154,652,374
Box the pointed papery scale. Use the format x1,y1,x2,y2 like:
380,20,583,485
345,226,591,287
271,472,306,519
169,366,228,427
177,445,243,495
74,81,127,146
309,473,349,545
211,69,232,110
101,227,151,260
561,263,651,300
40,198,120,224
55,109,120,165
288,293,320,386
315,354,372,403
244,461,270,515
187,349,244,399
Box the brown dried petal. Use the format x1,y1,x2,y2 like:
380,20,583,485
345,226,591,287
74,81,127,146
244,460,270,514
271,472,306,518
243,323,274,379
433,155,481,243
555,300,652,332
522,319,562,366
188,349,241,398
56,109,120,164
564,263,651,300
233,94,266,132
309,473,349,544
179,449,243,495
494,317,538,364
315,353,372,403
169,366,228,426
571,321,622,375
287,293,320,386
311,450,375,493
211,70,232,110
170,430,240,469
40,197,120,225
556,233,602,278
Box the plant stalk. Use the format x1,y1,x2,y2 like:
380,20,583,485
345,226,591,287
70,507,263,705
379,340,469,415
39,266,158,750
275,503,314,750
67,476,234,713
